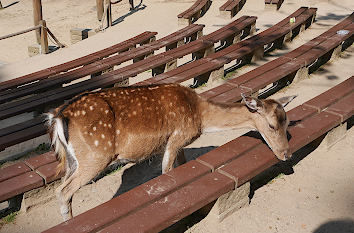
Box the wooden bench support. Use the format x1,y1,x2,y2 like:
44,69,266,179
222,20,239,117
178,17,191,27
166,39,185,51
114,77,130,87
91,66,114,78
330,44,343,61
193,46,215,59
291,66,309,83
152,59,178,76
205,182,250,222
313,122,348,150
207,66,225,83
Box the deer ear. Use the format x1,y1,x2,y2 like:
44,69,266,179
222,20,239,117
241,93,263,112
277,95,297,108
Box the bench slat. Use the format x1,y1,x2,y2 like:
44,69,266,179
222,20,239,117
95,172,234,233
324,91,354,122
0,162,31,183
304,77,354,112
0,171,44,202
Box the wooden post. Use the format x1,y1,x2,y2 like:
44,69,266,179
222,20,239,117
105,0,112,27
40,20,49,54
33,0,43,44
96,0,104,21
0,1,3,9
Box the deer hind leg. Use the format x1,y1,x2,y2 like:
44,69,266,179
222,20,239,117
162,132,189,174
56,153,112,221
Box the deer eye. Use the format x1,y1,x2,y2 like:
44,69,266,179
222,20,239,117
268,124,275,130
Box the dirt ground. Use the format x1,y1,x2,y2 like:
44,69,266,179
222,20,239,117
0,0,353,232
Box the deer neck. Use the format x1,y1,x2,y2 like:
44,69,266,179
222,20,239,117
200,101,255,133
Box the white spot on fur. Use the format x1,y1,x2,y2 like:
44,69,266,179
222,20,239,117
99,121,102,125
133,111,137,115
101,134,105,139
108,141,112,147
108,124,112,128
93,127,96,131
94,140,99,146
82,111,86,115
116,130,120,135
105,110,109,114
89,106,94,111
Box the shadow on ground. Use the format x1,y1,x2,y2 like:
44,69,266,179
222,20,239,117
113,146,216,197
313,219,354,233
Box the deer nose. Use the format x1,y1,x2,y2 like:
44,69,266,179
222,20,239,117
284,149,292,160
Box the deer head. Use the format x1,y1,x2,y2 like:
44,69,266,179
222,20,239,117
242,94,296,161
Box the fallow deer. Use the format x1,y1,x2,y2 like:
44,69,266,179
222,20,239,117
46,83,295,221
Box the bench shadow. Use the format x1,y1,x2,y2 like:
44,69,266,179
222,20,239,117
313,219,354,233
112,1,146,26
113,146,216,197
316,13,352,21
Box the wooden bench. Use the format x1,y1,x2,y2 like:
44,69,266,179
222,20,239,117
0,151,61,203
0,24,205,104
43,76,354,233
265,0,284,10
0,31,158,93
142,7,316,86
178,0,212,26
0,16,256,154
201,12,353,103
219,0,246,19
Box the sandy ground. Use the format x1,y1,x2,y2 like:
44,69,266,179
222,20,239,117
0,0,353,232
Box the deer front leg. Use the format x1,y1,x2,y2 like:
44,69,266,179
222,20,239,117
162,133,188,174
162,146,178,174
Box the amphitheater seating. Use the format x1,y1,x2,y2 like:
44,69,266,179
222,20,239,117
0,9,352,232
141,7,317,86
0,16,256,152
265,0,284,10
42,76,354,233
0,24,204,104
1,11,350,206
0,31,157,93
178,0,212,26
200,12,353,103
219,0,246,19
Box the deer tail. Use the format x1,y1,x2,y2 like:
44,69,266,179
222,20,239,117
45,111,70,177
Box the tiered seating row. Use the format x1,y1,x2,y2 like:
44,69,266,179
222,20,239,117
44,76,354,233
178,0,212,26
219,0,246,19
265,0,284,10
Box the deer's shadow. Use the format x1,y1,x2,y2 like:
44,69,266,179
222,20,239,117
113,146,216,198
